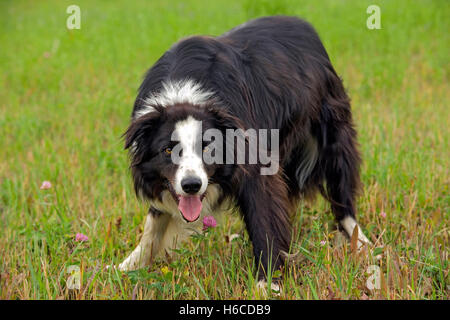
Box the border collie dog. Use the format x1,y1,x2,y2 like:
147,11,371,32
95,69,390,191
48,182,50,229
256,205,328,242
118,16,371,284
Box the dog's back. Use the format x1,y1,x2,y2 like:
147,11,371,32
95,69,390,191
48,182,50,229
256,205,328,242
134,16,335,130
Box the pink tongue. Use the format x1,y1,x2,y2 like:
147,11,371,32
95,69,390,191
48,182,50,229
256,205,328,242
178,196,202,222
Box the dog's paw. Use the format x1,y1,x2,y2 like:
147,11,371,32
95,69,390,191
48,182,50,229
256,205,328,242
105,263,129,272
256,280,281,297
105,264,117,271
117,261,132,272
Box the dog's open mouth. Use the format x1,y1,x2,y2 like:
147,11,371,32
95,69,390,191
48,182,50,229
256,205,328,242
167,181,206,223
178,195,203,222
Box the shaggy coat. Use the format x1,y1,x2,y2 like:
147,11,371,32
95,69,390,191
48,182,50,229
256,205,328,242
121,16,369,280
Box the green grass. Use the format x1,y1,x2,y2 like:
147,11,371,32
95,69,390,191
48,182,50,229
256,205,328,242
0,0,448,299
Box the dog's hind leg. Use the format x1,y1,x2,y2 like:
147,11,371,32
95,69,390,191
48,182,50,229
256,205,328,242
118,208,170,271
340,216,371,247
319,103,371,249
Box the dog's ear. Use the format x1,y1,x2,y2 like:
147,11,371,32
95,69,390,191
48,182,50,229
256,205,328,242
124,106,164,163
205,105,243,132
205,105,253,176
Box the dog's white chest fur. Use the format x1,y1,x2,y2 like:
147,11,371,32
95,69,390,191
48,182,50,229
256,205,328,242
118,184,234,271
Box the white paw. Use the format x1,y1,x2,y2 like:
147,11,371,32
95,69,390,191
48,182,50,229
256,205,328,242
105,264,116,271
117,261,131,271
105,262,129,272
256,280,281,296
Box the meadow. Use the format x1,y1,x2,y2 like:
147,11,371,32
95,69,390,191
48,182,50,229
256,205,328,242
0,0,448,299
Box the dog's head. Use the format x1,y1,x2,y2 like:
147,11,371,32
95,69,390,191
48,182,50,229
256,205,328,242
125,102,240,222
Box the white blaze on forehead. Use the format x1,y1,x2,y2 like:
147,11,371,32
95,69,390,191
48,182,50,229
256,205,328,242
173,116,208,196
135,79,214,119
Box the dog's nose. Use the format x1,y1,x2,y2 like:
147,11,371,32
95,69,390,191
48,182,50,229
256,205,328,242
181,176,202,194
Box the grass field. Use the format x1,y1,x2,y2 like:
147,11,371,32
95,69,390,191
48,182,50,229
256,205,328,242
0,0,448,300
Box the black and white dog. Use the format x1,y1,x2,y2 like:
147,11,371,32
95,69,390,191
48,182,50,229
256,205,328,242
118,16,371,286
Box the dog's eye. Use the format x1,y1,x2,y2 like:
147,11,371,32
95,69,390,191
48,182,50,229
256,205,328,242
163,147,172,155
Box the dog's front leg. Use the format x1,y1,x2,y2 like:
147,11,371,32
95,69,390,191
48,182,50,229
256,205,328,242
118,208,170,271
236,172,292,283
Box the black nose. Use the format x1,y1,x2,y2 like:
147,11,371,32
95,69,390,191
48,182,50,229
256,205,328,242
181,177,202,194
